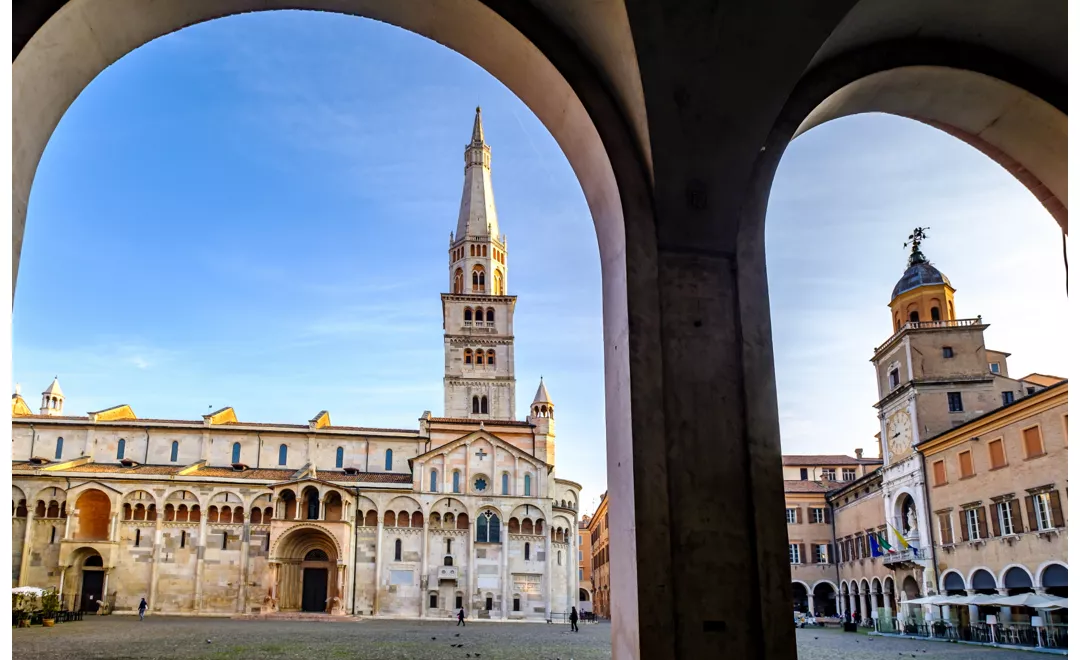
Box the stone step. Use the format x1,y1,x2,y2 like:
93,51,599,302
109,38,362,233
232,613,361,622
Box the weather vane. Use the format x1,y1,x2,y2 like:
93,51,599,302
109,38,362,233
903,227,930,265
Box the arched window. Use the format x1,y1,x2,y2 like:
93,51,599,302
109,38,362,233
453,471,461,493
524,473,532,496
430,469,438,492
335,446,344,468
54,437,63,460
501,473,509,495
394,538,403,561
909,310,920,323
464,308,473,322
470,244,476,257
482,245,488,256
525,542,530,560
931,306,941,321
231,442,241,464
487,350,496,366
116,438,126,460
170,440,179,462
384,449,393,471
464,349,473,365
486,308,494,323
472,265,486,292
453,268,464,294
558,550,562,566
481,396,489,414
278,444,288,466
493,270,504,295
472,396,480,414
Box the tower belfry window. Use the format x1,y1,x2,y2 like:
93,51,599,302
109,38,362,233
481,396,489,414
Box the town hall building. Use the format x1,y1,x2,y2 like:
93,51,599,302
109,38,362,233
10,109,583,620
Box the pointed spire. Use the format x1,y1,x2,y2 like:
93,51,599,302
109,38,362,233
456,107,499,240
42,376,63,397
532,377,553,405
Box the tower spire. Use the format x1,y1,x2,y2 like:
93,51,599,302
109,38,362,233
456,107,499,240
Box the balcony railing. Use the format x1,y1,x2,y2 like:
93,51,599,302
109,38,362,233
882,547,927,566
436,566,459,581
874,317,983,353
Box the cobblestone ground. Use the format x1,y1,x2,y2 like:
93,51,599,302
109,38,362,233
12,618,1051,659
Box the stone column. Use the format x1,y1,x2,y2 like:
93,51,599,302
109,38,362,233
421,515,430,618
500,525,509,619
997,588,1012,622
64,508,74,538
883,590,894,623
566,532,575,614
148,513,164,611
18,504,35,586
965,589,979,623
57,565,68,609
544,528,553,620
194,514,207,612
806,593,815,617
467,520,476,611
237,517,250,613
860,590,870,624
848,592,857,621
102,569,111,612
373,519,384,615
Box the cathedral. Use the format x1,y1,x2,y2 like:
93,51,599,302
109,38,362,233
10,109,583,620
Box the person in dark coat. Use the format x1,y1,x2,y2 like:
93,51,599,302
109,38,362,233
569,606,579,632
457,607,466,626
138,597,148,621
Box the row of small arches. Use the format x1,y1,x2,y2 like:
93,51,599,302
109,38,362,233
14,500,68,518
451,267,505,295
427,470,532,496
472,396,490,414
463,307,495,323
463,349,496,366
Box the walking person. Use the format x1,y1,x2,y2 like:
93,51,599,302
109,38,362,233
457,607,466,626
138,597,148,621
569,606,579,632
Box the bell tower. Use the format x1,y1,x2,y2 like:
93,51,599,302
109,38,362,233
442,108,517,420
40,377,64,416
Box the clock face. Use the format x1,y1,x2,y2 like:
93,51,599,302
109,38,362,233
886,409,913,460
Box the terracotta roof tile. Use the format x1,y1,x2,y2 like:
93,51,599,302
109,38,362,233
319,471,413,484
782,455,881,466
49,463,186,475
783,480,832,493
428,417,533,427
324,426,418,434
192,466,298,479
219,421,309,429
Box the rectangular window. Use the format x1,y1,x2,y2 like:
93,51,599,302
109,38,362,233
785,508,797,525
937,513,953,545
842,468,856,481
135,529,141,547
943,347,954,358
815,544,829,564
1033,493,1055,530
1001,391,1015,406
810,508,825,524
1023,426,1045,458
932,460,947,486
965,509,981,541
513,597,520,611
988,439,1007,469
990,362,1001,373
889,369,900,389
180,531,187,548
799,468,808,480
429,593,438,609
455,595,463,609
958,450,975,478
821,468,836,481
579,568,583,580
948,392,964,412
788,544,801,564
996,501,1016,536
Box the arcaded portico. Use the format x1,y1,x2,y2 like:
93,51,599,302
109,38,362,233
11,1,1066,657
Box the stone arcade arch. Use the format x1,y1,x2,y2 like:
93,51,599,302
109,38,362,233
269,525,343,613
11,3,1065,657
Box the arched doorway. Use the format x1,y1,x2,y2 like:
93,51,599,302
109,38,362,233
791,582,809,613
75,489,111,540
271,527,341,613
78,553,105,613
813,582,837,617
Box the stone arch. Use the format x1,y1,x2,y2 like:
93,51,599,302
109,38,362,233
791,580,810,613
1036,561,1068,589
163,488,203,508
940,569,966,592
968,566,998,591
999,564,1035,591
74,489,111,540
270,523,342,562
859,578,871,596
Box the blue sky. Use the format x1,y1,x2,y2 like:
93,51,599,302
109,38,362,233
12,11,1068,514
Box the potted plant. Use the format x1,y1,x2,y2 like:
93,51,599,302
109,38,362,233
13,590,39,628
40,589,60,627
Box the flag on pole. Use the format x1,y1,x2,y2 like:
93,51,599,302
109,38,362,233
889,524,910,550
869,533,882,557
877,530,895,553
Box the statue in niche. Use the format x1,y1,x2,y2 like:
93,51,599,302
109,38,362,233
905,505,917,534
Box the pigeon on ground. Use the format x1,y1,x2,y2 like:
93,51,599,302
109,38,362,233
206,640,212,644
432,637,437,640
455,633,461,637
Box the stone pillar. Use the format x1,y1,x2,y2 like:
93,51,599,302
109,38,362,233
148,514,164,611
567,532,575,614
884,590,894,622
500,524,509,619
18,504,35,586
848,592,857,621
237,517,250,613
421,515,430,618
997,588,1012,622
57,565,68,609
806,593,815,617
373,519,384,615
544,527,553,620
194,514,207,612
965,589,979,622
860,590,870,625
64,508,74,539
467,520,476,611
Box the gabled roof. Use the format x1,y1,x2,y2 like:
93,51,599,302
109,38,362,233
1019,373,1067,387
42,377,64,397
532,378,553,405
410,429,552,471
89,404,136,422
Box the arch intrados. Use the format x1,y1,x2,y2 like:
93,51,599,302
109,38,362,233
1038,561,1068,588
32,485,70,503
968,567,997,589
163,488,201,504
272,524,342,561
940,569,966,591
209,489,245,505
998,563,1035,588
385,495,423,513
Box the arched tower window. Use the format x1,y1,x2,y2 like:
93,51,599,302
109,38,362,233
481,396,489,414
931,306,941,321
487,350,496,366
278,444,288,466
486,308,495,323
472,396,480,414
394,538,402,561
335,446,344,468
464,307,472,322
472,265,486,292
54,437,63,460
430,469,438,492
524,473,532,496
385,449,394,471
501,473,509,495
493,270,504,295
231,442,241,464
170,440,179,462
464,349,473,365
525,542,530,560
116,438,126,460
453,268,464,294
909,310,920,323
470,244,476,257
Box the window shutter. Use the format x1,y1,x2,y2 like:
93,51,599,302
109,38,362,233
976,506,989,539
1008,500,1024,533
795,507,802,524
798,543,806,564
824,507,832,523
1025,496,1038,532
828,543,835,564
938,514,951,545
990,504,1001,537
959,512,969,542
1049,491,1065,528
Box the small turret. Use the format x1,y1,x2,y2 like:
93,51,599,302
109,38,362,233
528,377,556,464
40,377,64,416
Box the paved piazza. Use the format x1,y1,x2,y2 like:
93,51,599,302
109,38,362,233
11,619,1049,659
